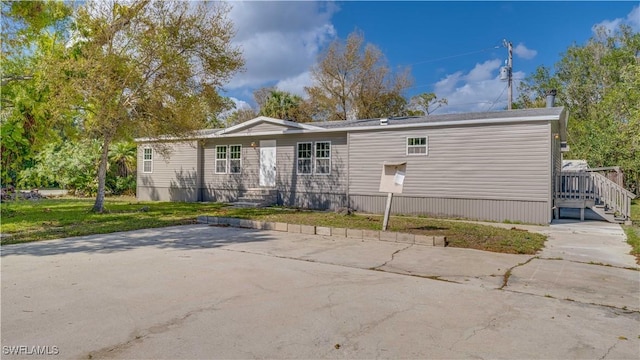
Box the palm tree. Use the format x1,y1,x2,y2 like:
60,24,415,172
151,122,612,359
108,141,136,177
260,90,303,121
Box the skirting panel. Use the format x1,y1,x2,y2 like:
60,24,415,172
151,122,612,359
349,194,551,224
136,186,198,202
201,188,241,203
279,192,347,210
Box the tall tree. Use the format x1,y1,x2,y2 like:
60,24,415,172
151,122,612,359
515,25,640,194
407,92,448,116
108,141,136,178
305,30,412,121
259,90,304,121
1,1,74,186
225,108,257,126
44,0,243,211
253,86,276,111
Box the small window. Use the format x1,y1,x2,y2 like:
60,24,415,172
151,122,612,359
229,145,242,174
315,141,331,174
297,142,312,175
215,146,227,173
407,137,428,155
143,148,153,173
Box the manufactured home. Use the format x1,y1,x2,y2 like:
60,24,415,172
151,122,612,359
135,107,607,224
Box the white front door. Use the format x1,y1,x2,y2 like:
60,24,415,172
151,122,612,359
259,140,276,187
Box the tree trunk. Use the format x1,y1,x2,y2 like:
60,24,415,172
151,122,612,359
92,137,111,213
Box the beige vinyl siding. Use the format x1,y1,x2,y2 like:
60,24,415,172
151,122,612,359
348,122,551,202
348,121,554,224
137,141,199,201
202,139,256,202
272,133,347,209
202,133,348,208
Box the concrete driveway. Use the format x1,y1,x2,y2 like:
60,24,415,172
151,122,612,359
1,222,638,359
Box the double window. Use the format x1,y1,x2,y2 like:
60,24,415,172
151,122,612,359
407,137,428,155
297,141,331,175
143,148,153,173
215,145,242,174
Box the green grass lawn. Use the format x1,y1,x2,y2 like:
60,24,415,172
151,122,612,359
623,199,639,262
0,196,226,244
239,211,545,254
1,197,546,254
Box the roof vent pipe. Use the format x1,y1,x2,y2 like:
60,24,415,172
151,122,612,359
546,89,557,108
380,118,388,126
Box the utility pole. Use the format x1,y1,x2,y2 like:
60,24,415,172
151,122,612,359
503,39,513,110
499,40,513,110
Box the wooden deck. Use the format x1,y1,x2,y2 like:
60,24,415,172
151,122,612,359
554,171,635,223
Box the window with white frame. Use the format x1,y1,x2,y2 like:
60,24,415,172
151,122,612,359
315,141,331,174
229,145,242,174
297,142,312,174
143,148,153,173
297,141,331,175
407,137,428,155
215,146,227,173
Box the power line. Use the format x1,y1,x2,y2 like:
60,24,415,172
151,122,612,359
408,77,525,91
485,84,509,112
405,44,501,66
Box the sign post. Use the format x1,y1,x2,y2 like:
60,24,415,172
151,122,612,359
378,162,407,231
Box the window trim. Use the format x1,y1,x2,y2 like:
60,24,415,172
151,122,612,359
215,145,228,174
406,136,428,156
229,144,242,174
296,142,313,175
314,141,331,175
142,147,153,173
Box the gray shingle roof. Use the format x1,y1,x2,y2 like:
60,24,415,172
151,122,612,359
309,107,565,129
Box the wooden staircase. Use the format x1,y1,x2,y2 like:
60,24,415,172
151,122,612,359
229,188,277,208
555,172,636,224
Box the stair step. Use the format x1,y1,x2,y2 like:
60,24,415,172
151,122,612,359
229,201,268,208
244,188,277,196
239,194,275,199
238,196,272,201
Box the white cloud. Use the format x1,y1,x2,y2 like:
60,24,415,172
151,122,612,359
465,59,501,82
513,43,537,60
226,1,337,91
594,18,623,34
593,5,640,34
230,97,251,111
434,71,464,95
275,71,313,98
627,6,640,31
433,60,524,114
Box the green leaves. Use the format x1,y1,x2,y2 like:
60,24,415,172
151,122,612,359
17,140,136,196
1,0,76,186
515,24,640,194
20,0,244,211
259,90,304,121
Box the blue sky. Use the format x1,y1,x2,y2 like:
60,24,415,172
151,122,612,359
223,1,640,114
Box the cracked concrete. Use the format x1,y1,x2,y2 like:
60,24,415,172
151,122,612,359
370,243,413,270
1,221,639,359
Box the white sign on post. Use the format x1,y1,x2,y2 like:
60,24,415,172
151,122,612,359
379,162,407,230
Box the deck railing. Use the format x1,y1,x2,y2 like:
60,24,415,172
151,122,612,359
555,172,595,202
591,172,635,220
555,171,636,221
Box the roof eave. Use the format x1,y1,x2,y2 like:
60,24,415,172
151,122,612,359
135,110,565,142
